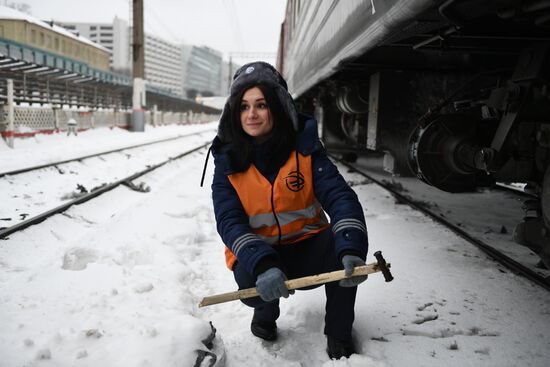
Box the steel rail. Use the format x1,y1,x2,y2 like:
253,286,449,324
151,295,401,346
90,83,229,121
0,129,215,177
0,142,210,239
328,153,550,292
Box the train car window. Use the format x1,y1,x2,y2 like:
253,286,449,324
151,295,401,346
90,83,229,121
31,29,36,44
62,39,66,53
39,32,44,46
54,37,59,51
0,25,3,38
91,26,96,31
46,34,52,49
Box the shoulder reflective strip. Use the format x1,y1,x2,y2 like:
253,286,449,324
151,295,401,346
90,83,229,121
248,201,323,228
232,233,261,257
332,218,367,234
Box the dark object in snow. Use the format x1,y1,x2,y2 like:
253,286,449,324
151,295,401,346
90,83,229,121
346,179,372,187
382,179,407,193
449,340,459,350
0,218,11,221
342,152,358,163
500,225,508,234
202,321,217,349
19,213,29,220
54,165,65,174
371,336,389,342
85,329,103,338
76,184,88,193
194,322,218,367
194,350,217,367
122,181,151,193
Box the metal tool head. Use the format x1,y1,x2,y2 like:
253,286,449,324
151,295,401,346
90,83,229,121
374,251,394,282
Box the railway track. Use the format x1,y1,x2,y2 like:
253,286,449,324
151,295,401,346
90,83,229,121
0,142,210,239
0,129,215,177
329,153,550,292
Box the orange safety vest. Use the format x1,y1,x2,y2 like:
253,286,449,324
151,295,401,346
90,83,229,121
225,151,330,270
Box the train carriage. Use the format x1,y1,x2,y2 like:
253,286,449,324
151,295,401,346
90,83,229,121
278,0,550,267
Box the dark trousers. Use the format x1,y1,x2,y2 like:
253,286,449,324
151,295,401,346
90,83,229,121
233,228,358,341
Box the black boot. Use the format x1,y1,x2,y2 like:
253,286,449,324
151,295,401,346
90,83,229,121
326,336,356,359
251,318,277,341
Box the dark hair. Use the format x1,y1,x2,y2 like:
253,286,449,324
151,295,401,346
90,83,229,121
227,84,296,172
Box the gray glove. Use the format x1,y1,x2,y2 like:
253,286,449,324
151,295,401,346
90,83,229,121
339,255,368,287
256,267,290,302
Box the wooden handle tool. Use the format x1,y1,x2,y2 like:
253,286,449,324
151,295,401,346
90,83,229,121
199,252,392,308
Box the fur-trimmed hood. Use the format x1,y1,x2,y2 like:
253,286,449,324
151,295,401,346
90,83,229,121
216,61,299,144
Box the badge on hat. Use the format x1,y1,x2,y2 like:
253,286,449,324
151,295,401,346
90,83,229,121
245,66,255,74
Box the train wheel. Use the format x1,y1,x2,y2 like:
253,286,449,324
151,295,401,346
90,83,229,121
408,114,494,193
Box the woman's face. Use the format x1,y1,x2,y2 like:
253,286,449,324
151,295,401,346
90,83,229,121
240,87,273,140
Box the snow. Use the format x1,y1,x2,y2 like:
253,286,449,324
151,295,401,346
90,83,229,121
1,124,550,367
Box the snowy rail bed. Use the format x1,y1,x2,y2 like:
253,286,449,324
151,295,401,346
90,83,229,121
1,124,549,366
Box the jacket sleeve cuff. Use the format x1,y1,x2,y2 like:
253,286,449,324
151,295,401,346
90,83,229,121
253,256,283,277
332,219,368,260
338,250,365,264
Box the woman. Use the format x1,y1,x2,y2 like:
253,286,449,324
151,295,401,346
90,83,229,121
209,62,368,360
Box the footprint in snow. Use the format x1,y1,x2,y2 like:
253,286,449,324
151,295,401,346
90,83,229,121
61,247,98,271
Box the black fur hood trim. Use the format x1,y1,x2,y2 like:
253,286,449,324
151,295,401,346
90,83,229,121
217,61,299,144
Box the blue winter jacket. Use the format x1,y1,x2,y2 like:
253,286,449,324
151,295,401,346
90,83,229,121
211,115,368,276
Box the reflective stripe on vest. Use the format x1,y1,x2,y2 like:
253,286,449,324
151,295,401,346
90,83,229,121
224,151,329,270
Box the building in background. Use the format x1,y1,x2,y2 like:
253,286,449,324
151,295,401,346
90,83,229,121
57,19,231,99
55,17,130,75
58,19,184,97
142,33,183,96
181,45,223,99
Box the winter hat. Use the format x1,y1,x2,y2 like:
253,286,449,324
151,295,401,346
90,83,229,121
217,61,299,143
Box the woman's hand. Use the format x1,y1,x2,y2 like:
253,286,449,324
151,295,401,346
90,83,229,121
339,255,368,287
255,267,290,302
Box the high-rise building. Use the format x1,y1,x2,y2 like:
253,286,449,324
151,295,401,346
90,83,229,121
181,45,222,99
55,17,130,75
143,33,183,96
58,20,228,98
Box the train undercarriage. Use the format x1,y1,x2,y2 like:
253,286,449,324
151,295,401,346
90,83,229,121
286,1,550,268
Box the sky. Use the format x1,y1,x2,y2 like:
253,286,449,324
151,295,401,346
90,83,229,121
1,123,550,366
9,0,287,63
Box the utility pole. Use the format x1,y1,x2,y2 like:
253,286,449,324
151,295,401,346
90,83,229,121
131,0,145,132
7,79,14,148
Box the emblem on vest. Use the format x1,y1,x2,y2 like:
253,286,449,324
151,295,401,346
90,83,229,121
283,170,305,192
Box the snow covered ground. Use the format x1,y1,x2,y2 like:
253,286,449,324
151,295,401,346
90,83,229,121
1,124,549,367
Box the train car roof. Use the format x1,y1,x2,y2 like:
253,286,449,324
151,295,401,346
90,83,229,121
0,6,110,54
